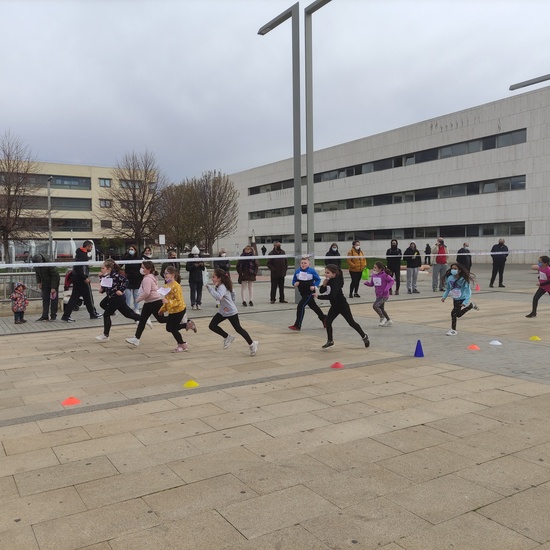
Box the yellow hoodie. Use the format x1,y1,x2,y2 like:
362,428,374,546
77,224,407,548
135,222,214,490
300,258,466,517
158,280,186,314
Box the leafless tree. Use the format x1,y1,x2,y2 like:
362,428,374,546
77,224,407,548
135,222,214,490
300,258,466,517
0,130,39,262
107,150,166,248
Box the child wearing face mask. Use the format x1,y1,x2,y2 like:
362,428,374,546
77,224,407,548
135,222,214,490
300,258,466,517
364,261,395,327
158,266,194,352
441,263,479,336
347,240,366,298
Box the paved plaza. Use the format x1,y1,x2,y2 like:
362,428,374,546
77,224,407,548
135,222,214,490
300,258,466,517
2,265,550,549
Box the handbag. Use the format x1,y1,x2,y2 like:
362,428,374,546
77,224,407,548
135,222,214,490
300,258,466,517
361,267,370,280
202,269,209,286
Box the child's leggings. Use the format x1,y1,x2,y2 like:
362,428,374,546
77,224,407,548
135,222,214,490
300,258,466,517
326,303,367,342
451,299,473,330
373,296,390,320
209,313,253,345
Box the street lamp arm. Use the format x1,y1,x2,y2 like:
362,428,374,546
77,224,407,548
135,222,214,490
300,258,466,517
305,0,332,15
509,73,550,91
258,2,298,35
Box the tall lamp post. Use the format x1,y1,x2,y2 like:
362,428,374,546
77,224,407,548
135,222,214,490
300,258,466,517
509,73,550,91
305,0,331,257
258,3,302,266
47,176,53,259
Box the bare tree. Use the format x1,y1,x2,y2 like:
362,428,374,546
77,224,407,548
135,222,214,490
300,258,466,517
189,170,239,254
0,130,38,262
107,150,166,247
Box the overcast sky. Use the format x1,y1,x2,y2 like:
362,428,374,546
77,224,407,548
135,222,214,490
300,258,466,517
1,0,549,182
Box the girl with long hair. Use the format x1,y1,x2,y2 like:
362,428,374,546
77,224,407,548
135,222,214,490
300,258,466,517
364,260,395,327
205,268,258,356
441,263,479,336
318,264,370,349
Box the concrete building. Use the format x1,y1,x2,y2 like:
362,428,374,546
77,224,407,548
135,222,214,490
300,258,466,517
223,85,550,264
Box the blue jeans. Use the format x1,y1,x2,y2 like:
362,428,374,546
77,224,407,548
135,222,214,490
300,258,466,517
124,288,141,311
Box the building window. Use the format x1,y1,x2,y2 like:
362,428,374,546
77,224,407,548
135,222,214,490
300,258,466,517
49,176,91,191
100,199,112,208
101,220,112,229
99,178,112,188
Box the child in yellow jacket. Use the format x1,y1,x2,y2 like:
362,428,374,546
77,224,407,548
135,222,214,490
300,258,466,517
158,266,190,353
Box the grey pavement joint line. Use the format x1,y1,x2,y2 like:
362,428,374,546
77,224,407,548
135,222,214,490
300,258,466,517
0,356,405,429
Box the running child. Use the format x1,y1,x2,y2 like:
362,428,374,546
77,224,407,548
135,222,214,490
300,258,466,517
364,260,395,326
289,256,327,331
205,268,258,356
157,266,192,353
441,263,479,336
96,260,141,341
526,255,550,318
318,264,370,349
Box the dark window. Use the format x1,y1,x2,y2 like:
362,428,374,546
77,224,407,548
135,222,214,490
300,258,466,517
393,156,403,168
101,220,112,229
482,136,496,150
414,188,438,201
466,182,480,195
373,158,393,171
511,129,527,144
50,176,91,190
373,194,392,206
511,176,526,190
415,149,438,163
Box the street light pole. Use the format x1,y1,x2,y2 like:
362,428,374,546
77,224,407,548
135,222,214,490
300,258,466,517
509,73,550,91
259,2,302,265
47,176,53,259
305,0,331,258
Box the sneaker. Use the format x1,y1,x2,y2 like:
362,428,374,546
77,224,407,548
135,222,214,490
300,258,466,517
173,343,188,353
192,305,197,310
384,319,393,327
362,335,370,347
526,312,537,318
95,334,109,341
471,303,479,311
223,335,236,349
242,301,247,307
51,316,57,321
249,301,253,307
322,340,334,349
413,289,420,294
288,325,300,331
446,329,458,336
134,308,140,314
407,290,412,294
20,319,27,323
378,318,386,327
354,293,360,298
196,304,201,310
489,284,494,288
186,319,197,333
146,318,153,329
61,317,75,323
395,290,399,295
249,341,259,356
14,320,20,325
126,337,140,346
36,317,49,322
90,313,103,319
270,300,276,304
279,300,288,304
499,284,505,288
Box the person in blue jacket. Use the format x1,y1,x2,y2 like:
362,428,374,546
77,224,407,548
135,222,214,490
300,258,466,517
288,256,327,331
441,263,479,336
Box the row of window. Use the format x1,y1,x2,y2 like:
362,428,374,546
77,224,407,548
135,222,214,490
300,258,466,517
249,175,526,220
24,197,92,211
254,221,525,245
26,218,93,232
248,128,527,196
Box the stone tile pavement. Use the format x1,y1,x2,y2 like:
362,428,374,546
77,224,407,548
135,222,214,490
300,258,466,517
2,265,550,548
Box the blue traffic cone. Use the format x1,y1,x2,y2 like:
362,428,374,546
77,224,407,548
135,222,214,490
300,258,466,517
414,340,424,357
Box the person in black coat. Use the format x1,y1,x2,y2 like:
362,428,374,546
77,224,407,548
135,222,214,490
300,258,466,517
120,244,143,313
186,246,205,309
33,253,61,321
386,239,402,295
324,243,341,268
490,238,509,287
456,242,472,271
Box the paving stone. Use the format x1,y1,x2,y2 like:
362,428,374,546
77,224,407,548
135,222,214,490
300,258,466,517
426,412,505,437
372,425,456,453
0,447,59,477
201,407,277,430
132,417,215,445
224,524,331,549
0,526,40,550
2,426,91,455
185,424,272,454
219,484,338,539
0,474,18,502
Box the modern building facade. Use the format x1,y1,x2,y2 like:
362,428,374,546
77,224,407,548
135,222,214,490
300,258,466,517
222,85,550,264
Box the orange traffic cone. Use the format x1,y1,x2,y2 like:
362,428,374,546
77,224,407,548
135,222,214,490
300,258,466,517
330,362,344,369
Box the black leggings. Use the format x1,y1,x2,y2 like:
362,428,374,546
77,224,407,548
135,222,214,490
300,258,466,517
165,309,189,345
451,299,473,330
134,300,167,339
388,267,400,292
102,295,141,336
325,302,367,342
530,287,550,315
209,313,252,345
294,294,325,329
349,271,362,296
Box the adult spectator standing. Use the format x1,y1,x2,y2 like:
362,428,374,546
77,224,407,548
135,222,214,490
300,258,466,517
236,245,259,307
61,240,102,322
261,245,267,256
432,237,449,292
324,243,341,268
490,238,509,288
142,246,153,261
33,253,60,321
120,244,143,313
386,239,402,295
347,240,366,298
403,241,422,293
160,249,180,279
186,246,206,310
267,241,288,304
424,243,432,265
213,248,231,274
456,242,472,271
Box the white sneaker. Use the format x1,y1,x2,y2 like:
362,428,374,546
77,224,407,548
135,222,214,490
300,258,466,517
146,318,153,329
249,341,259,356
471,302,479,311
378,318,387,327
192,305,197,310
196,304,202,310
95,334,109,341
223,335,236,349
384,319,393,326
126,337,140,346
446,329,458,336
134,308,140,314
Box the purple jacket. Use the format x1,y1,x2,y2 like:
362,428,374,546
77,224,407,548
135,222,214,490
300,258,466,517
364,271,394,298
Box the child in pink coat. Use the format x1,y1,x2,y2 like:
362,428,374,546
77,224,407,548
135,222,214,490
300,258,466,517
364,261,395,327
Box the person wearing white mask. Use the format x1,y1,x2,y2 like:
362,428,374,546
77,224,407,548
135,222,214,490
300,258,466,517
347,240,366,298
213,248,231,273
120,244,143,313
325,243,341,269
